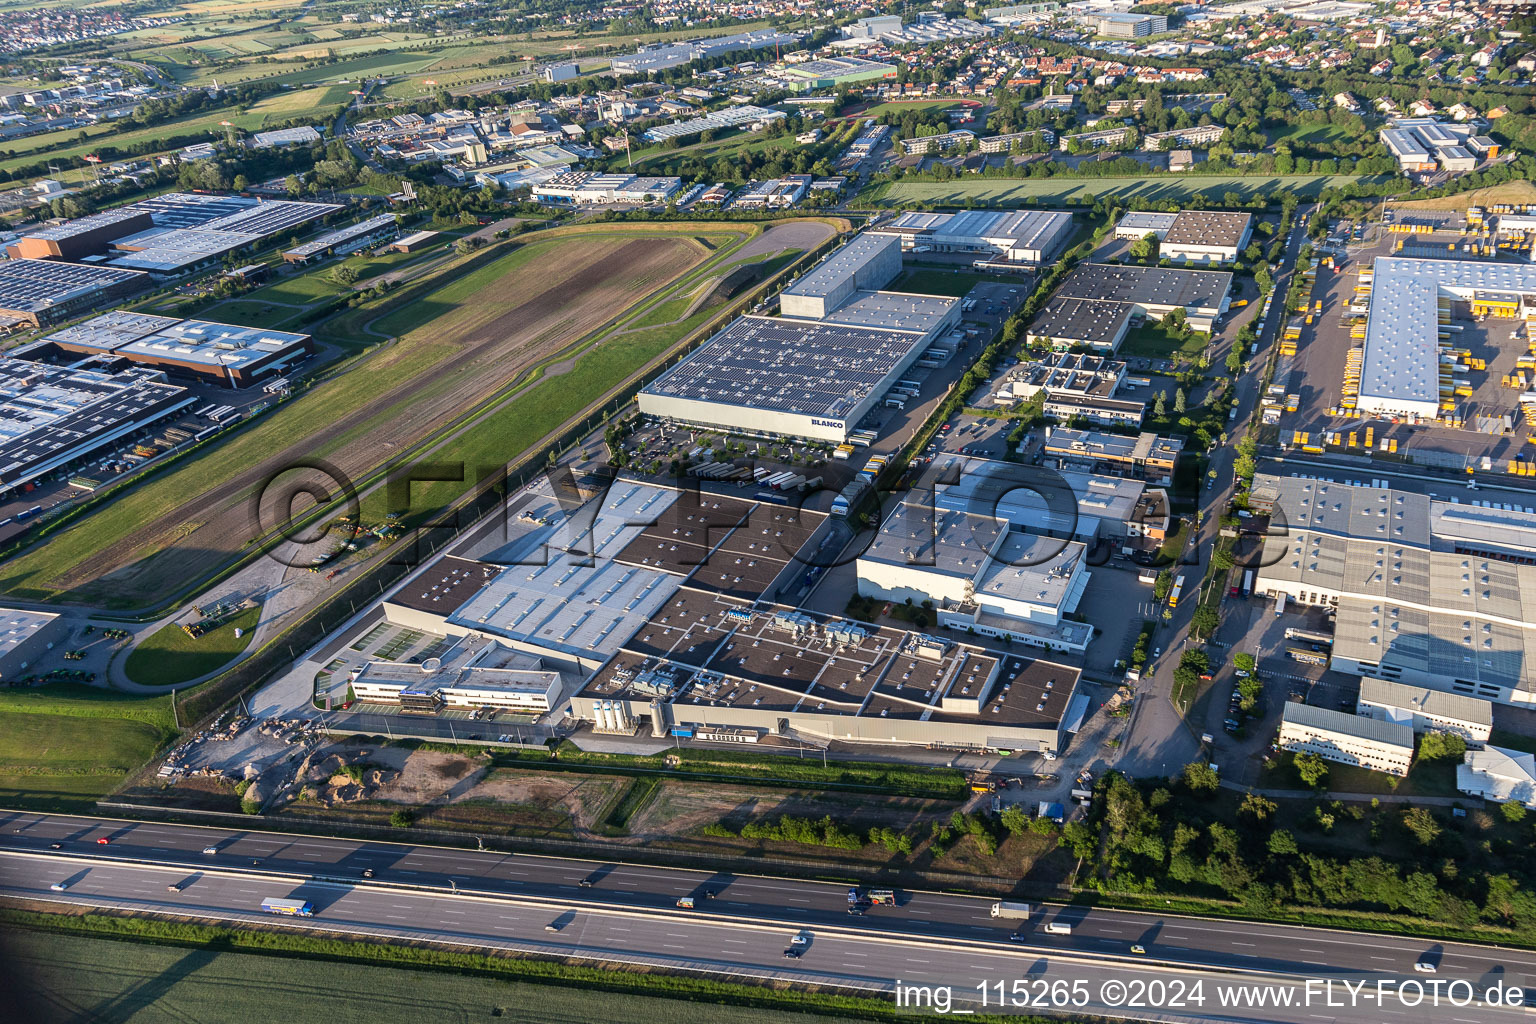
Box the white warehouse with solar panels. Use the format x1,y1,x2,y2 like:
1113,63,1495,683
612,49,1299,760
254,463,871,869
639,233,959,441
873,209,1074,266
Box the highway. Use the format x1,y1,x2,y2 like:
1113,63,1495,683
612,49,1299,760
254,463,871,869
4,812,1534,1023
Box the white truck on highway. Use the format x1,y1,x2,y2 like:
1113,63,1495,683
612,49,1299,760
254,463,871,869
990,901,1034,920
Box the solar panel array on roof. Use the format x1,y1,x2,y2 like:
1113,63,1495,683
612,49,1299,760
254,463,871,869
0,358,192,488
0,259,147,314
643,315,929,420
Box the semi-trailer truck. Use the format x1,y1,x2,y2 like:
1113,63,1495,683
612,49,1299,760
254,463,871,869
990,901,1034,920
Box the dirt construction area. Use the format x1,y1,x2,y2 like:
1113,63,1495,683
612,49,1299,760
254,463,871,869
1,225,735,607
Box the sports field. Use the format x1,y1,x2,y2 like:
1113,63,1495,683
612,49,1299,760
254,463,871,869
870,174,1389,206
0,226,743,609
7,929,886,1024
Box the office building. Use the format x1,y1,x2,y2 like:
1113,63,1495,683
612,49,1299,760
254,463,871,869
1278,702,1414,776
1356,677,1493,741
1040,427,1183,484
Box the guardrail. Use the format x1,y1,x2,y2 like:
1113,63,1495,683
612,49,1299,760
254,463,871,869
0,845,1288,983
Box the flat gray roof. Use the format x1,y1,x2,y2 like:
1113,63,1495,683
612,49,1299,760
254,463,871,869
1358,677,1493,726
1256,474,1536,692
820,290,956,333
782,233,899,301
1027,297,1132,345
1055,262,1231,313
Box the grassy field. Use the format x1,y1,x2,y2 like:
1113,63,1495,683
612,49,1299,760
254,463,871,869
0,710,169,810
123,605,262,687
1266,123,1354,146
871,174,1389,206
6,925,891,1024
893,268,1000,297
0,226,737,608
1118,322,1211,360
0,88,344,176
1397,179,1536,210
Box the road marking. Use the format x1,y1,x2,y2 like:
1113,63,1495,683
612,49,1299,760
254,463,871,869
786,897,809,903
844,951,868,957
442,910,464,915
663,944,686,950
907,958,930,964
1232,942,1255,947
726,901,749,907
610,927,630,932
1099,928,1122,934
908,909,930,915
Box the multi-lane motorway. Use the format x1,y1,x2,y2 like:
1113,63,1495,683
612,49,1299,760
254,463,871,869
4,811,1533,1023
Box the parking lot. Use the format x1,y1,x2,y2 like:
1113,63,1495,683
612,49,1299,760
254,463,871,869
1283,219,1536,474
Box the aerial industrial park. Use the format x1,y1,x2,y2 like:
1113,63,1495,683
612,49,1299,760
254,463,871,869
4,1,1536,1023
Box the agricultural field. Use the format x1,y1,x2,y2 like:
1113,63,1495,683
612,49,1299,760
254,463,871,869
0,685,175,811
0,224,763,609
7,929,885,1024
871,174,1389,207
0,86,345,178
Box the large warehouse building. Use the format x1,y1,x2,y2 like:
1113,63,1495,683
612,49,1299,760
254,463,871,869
641,232,958,441
780,233,904,319
854,454,1170,653
873,209,1074,267
1254,473,1536,707
609,29,802,74
1047,262,1233,333
6,206,154,261
0,259,149,328
0,608,67,682
1113,210,1252,263
4,192,340,279
637,313,946,442
276,468,1086,755
40,311,313,388
1357,257,1536,419
574,595,1082,754
0,358,193,493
